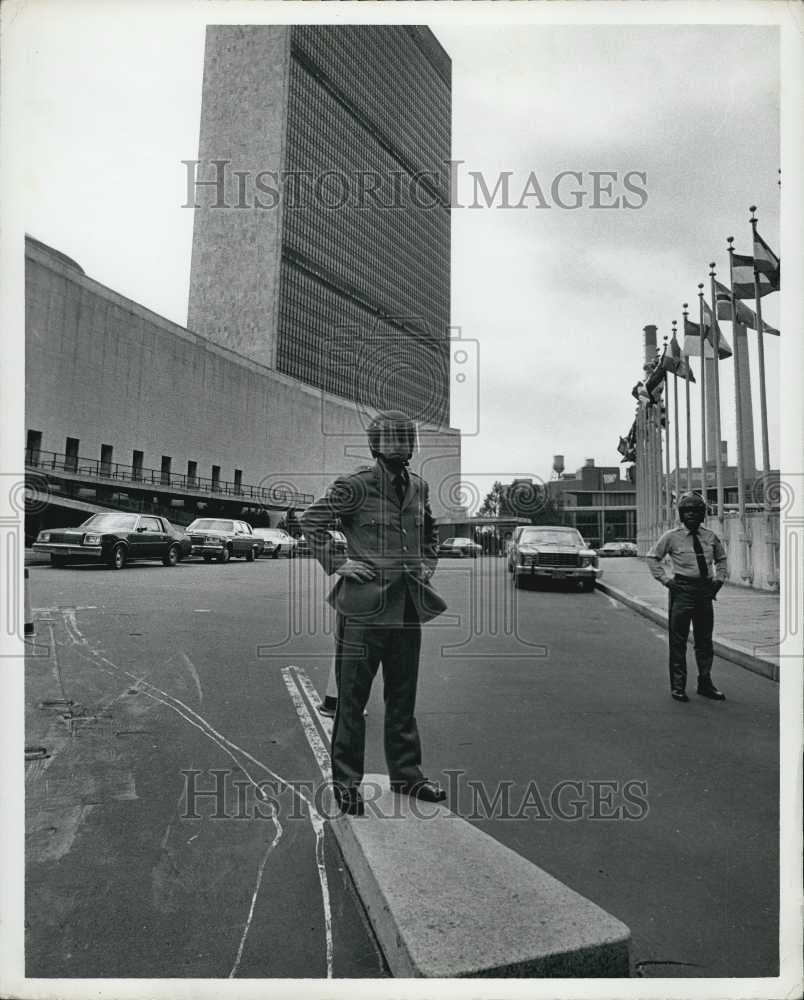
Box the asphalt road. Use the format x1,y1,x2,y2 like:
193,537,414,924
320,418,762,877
25,553,778,979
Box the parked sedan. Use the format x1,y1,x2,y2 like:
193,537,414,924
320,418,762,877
252,527,298,558
507,525,601,591
438,537,482,558
598,542,632,557
294,531,345,556
186,518,262,563
34,512,188,569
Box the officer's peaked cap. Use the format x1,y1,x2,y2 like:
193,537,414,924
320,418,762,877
367,410,416,451
677,491,707,510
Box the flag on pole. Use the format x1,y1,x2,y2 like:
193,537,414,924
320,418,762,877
669,332,695,381
714,278,779,335
683,318,716,358
752,228,780,281
731,251,778,298
701,299,733,358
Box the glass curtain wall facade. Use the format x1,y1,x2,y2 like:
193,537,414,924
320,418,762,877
277,26,451,428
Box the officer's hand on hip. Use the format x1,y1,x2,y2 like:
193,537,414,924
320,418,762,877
710,579,724,599
336,559,375,582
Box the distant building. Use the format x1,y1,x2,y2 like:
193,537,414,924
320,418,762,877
547,458,637,548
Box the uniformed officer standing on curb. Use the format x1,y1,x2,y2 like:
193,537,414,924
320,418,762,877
301,411,448,816
646,492,728,703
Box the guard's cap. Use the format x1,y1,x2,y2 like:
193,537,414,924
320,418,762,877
677,491,707,510
366,410,417,458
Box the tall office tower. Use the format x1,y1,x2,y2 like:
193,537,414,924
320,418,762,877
188,25,452,429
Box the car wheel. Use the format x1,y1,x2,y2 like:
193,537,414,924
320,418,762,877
246,546,256,562
50,554,68,568
163,544,180,567
218,546,231,564
109,543,126,570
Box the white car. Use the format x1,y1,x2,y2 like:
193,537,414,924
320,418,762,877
252,527,298,558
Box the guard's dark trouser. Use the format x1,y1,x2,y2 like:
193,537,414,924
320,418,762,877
331,593,423,791
668,577,715,693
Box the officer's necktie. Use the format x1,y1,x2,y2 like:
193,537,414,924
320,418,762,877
393,472,407,506
690,528,709,578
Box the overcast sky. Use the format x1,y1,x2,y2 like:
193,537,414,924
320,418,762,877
20,3,782,499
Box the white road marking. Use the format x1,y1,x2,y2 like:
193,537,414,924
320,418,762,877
604,594,624,610
192,609,211,613
281,666,334,978
229,807,283,979
58,614,333,979
290,665,334,743
177,650,204,705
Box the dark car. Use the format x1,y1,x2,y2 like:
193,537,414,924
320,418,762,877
507,525,601,591
186,518,262,563
34,512,188,569
438,537,482,558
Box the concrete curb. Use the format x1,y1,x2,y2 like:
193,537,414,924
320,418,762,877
595,580,779,682
329,774,631,978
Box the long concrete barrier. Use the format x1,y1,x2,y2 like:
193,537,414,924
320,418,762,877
330,774,631,978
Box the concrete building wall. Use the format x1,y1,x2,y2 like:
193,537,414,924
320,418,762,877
187,25,291,367
25,240,461,516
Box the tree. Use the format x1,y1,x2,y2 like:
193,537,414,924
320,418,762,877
476,479,565,526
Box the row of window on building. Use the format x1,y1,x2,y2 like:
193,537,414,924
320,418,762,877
25,430,243,492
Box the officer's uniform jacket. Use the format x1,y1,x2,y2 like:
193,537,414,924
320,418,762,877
300,462,447,625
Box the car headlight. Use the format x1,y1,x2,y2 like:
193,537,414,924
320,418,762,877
205,536,218,544
580,555,596,567
83,533,101,546
38,531,51,543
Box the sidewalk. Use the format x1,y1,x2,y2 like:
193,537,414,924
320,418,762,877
596,558,780,682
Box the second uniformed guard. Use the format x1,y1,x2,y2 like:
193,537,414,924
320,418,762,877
301,411,447,816
646,492,728,703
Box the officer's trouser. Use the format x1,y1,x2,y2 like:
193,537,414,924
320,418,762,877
331,593,423,791
667,577,715,692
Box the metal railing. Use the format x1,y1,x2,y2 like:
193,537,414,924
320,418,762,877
25,449,313,507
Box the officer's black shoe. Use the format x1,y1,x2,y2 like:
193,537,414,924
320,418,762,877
671,690,690,702
334,786,365,817
697,683,726,701
390,778,446,802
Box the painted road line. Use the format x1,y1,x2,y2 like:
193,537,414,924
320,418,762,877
281,666,332,782
229,806,284,979
291,665,334,742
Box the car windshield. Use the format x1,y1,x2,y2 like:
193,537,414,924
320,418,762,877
520,529,582,546
82,514,139,531
190,519,234,531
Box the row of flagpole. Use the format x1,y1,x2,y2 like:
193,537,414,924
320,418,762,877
620,205,779,586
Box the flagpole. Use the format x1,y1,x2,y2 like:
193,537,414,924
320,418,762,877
671,321,681,506
749,205,771,482
726,238,746,519
682,304,692,492
664,338,672,525
698,284,707,505
708,264,725,521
